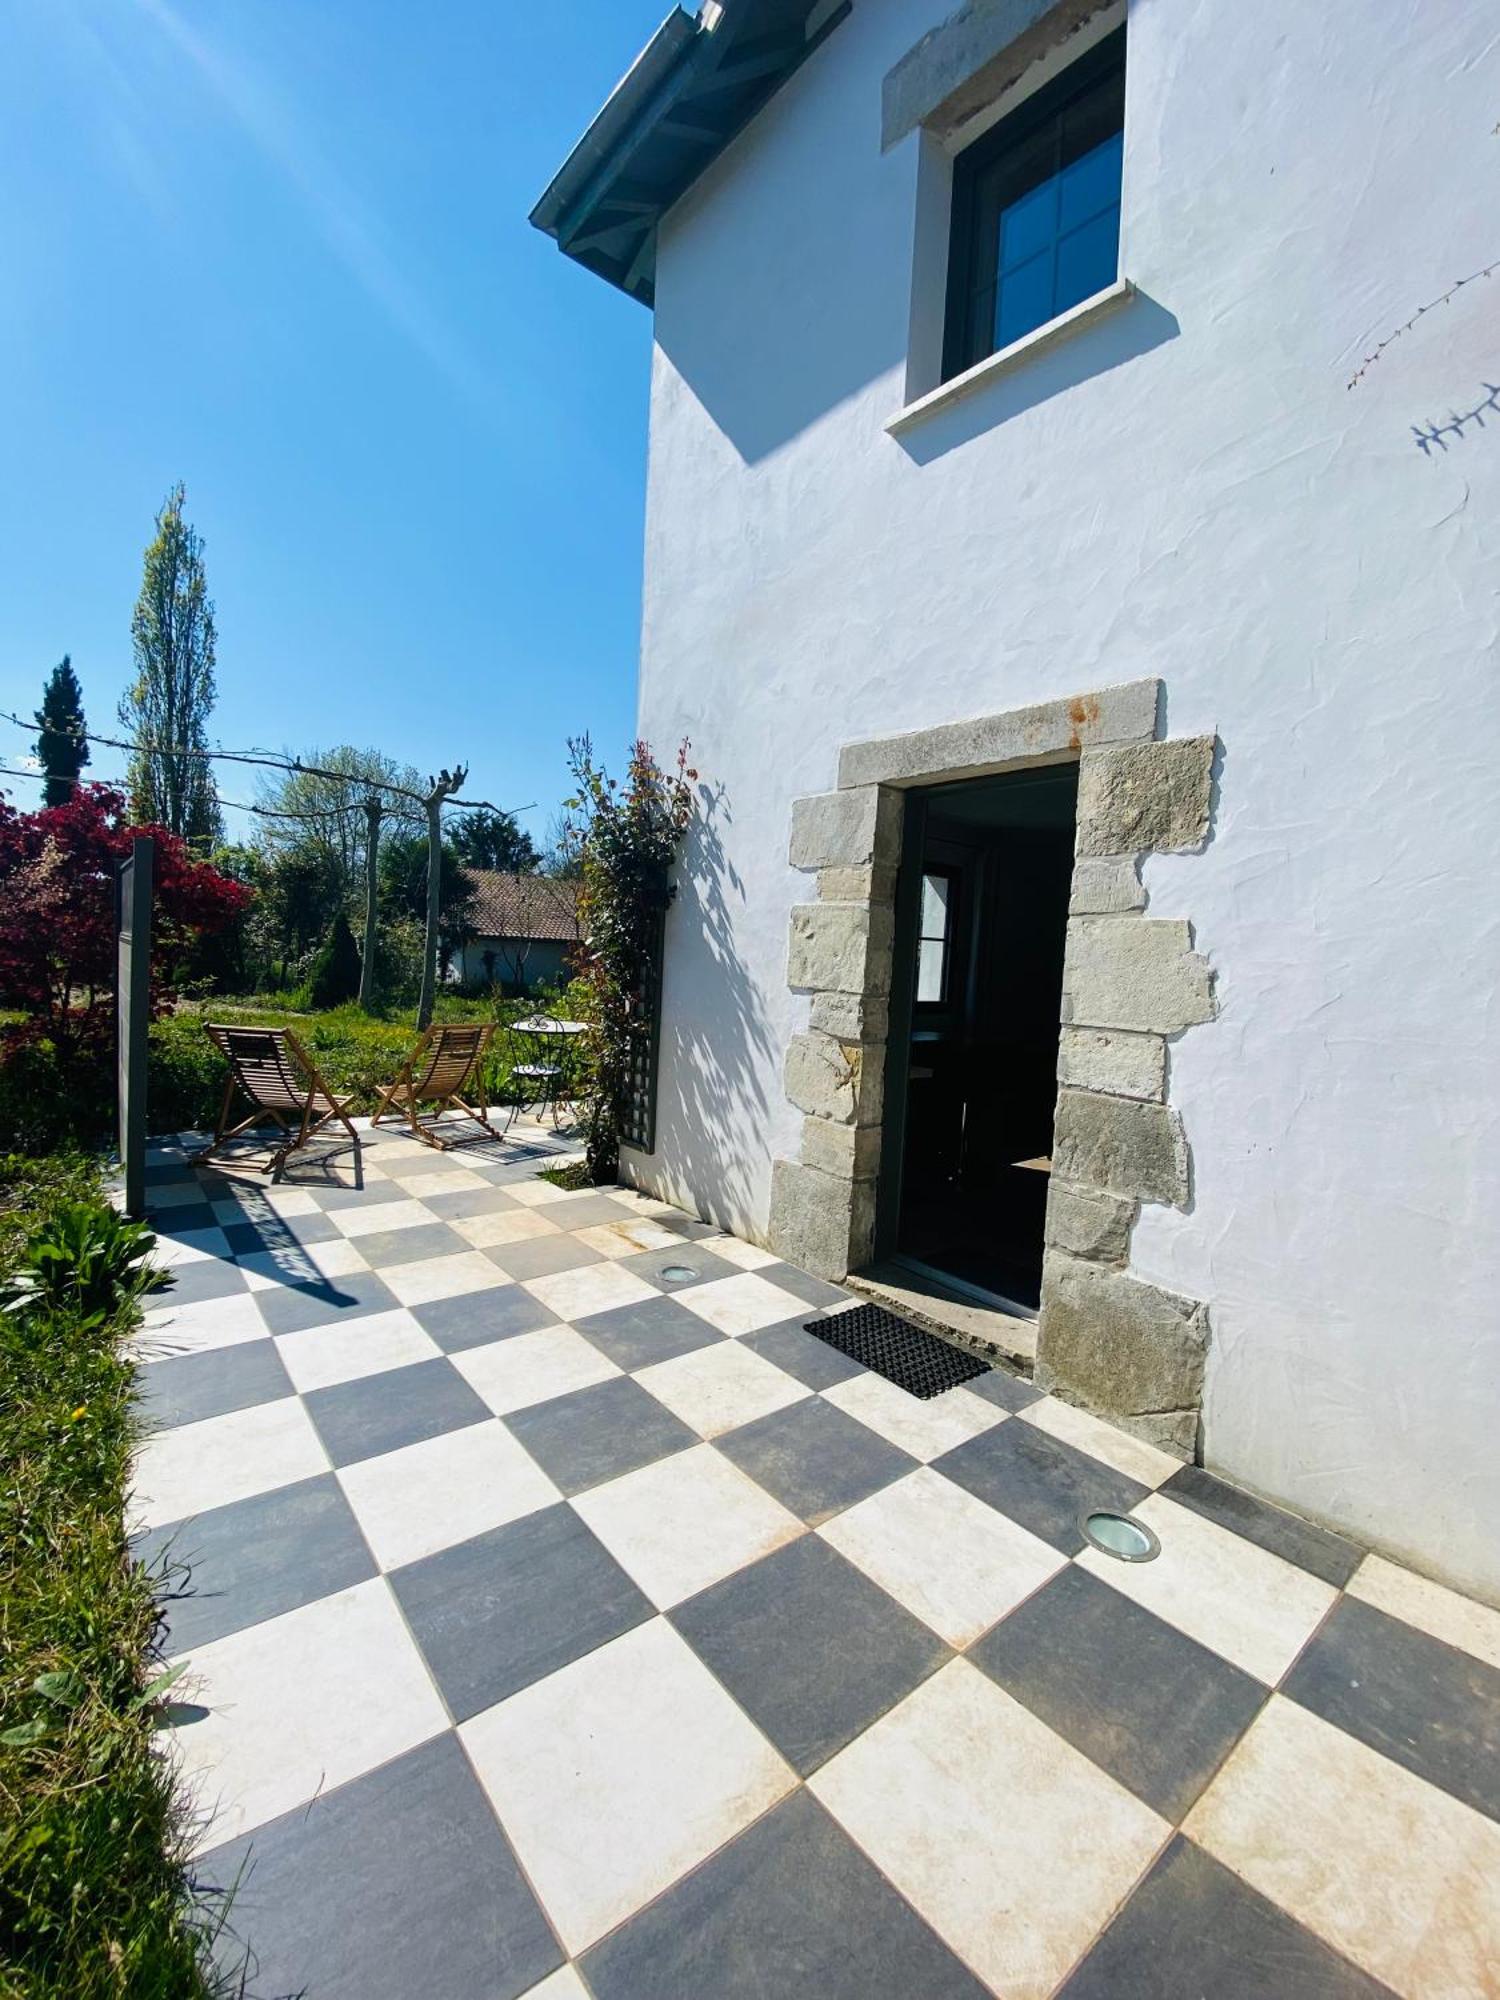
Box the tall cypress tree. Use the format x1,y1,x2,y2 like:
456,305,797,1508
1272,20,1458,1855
119,482,222,845
33,656,90,807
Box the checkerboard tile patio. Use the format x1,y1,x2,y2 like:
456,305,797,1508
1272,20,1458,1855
133,1117,1500,1998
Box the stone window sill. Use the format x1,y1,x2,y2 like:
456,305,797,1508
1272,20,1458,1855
885,278,1135,440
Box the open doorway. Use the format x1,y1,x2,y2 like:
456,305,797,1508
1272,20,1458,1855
879,762,1078,1315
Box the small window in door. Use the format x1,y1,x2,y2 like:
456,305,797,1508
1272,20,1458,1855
916,869,955,1004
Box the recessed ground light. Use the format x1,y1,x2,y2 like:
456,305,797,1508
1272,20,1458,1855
1080,1511,1160,1563
659,1263,698,1283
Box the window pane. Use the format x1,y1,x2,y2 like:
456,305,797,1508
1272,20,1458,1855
995,250,1055,350
916,937,946,1004
1059,130,1123,231
998,177,1056,273
920,872,950,940
1054,205,1120,315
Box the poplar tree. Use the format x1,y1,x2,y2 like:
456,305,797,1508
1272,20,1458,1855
33,655,90,807
119,483,221,844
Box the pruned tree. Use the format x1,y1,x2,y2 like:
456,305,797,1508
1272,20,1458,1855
120,483,222,845
33,656,90,807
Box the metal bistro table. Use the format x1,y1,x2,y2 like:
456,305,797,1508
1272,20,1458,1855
508,1015,589,1126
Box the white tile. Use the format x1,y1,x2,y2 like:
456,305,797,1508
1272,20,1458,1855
462,1618,795,1953
382,1251,512,1309
235,1235,370,1289
635,1341,808,1440
164,1579,448,1854
1075,1492,1338,1684
1347,1553,1500,1672
675,1271,812,1336
811,1660,1167,1999
275,1307,441,1393
521,1262,659,1324
338,1418,560,1569
1186,1695,1500,1998
517,1970,590,2000
571,1220,669,1258
572,1444,804,1608
130,1396,329,1530
153,1228,233,1269
132,1291,270,1357
380,1166,490,1197
243,1185,325,1219
597,1217,699,1253
822,1374,1002,1462
696,1234,780,1271
505,1178,576,1207
1019,1395,1181,1487
819,1467,1066,1648
453,1325,621,1416
333,1198,435,1240
453,1208,560,1249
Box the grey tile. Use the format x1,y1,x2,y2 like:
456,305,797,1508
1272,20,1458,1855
753,1261,853,1310
254,1269,400,1337
136,1340,293,1432
716,1397,917,1527
392,1504,653,1720
203,1734,562,2000
964,1364,1042,1413
222,1213,341,1256
582,1789,988,2000
504,1377,697,1496
133,1475,376,1651
614,1244,744,1292
934,1421,1149,1555
414,1286,560,1353
420,1185,521,1221
153,1205,222,1240
543,1192,642,1230
742,1317,866,1392
574,1294,726,1371
355,1221,470,1268
157,1257,250,1309
971,1565,1266,1819
483,1234,603,1281
311,1180,404,1213
1058,1835,1396,1999
672,1536,949,1775
1280,1594,1500,1822
1159,1463,1363,1587
306,1358,490,1467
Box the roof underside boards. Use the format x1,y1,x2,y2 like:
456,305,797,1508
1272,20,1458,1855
531,0,853,306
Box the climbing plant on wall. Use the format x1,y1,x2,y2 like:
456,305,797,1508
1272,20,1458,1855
562,734,696,1183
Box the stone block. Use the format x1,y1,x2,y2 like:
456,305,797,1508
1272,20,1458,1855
1052,1089,1189,1207
1069,854,1145,915
789,787,901,871
783,1033,883,1127
1062,918,1214,1034
1036,1251,1208,1457
787,902,893,997
1045,1182,1136,1264
818,863,897,906
809,990,890,1043
1057,1027,1166,1101
801,1116,882,1181
1076,737,1214,859
836,680,1160,791
768,1158,874,1280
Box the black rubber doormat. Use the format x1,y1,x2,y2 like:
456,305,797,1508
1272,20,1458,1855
808,1303,990,1400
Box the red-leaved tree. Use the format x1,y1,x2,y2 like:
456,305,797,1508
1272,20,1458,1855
0,784,250,1053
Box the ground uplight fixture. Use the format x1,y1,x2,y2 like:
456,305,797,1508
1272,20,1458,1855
1080,1511,1160,1562
659,1263,699,1283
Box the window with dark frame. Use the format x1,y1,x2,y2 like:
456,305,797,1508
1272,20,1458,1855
915,868,957,1006
942,27,1126,382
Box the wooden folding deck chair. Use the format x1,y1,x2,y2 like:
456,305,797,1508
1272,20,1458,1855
195,1025,362,1181
370,1022,502,1150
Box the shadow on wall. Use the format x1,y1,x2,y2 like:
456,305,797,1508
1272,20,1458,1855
894,290,1181,466
653,782,779,1228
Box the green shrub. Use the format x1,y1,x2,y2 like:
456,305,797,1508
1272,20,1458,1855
2,1204,160,1326
307,913,363,1010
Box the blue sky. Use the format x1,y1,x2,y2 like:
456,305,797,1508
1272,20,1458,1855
0,0,668,843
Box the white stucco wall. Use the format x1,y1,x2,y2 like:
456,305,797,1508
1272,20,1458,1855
631,0,1500,1598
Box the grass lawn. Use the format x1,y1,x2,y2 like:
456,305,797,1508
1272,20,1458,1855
0,1155,226,1998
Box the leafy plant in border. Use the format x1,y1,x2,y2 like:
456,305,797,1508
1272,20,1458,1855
2,1203,160,1327
561,735,696,1183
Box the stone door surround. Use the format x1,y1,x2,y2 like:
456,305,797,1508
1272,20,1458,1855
770,677,1218,1457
